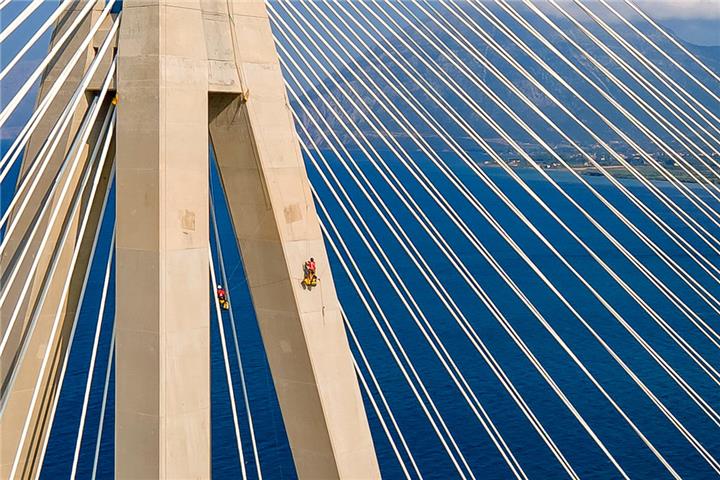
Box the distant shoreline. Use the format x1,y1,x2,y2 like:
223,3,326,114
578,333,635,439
572,165,718,185
478,162,716,185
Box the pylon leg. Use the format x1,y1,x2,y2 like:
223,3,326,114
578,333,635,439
0,1,115,476
115,0,210,478
207,3,379,476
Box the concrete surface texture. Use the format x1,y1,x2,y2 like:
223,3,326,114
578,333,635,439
2,0,379,477
115,0,211,478
117,0,379,478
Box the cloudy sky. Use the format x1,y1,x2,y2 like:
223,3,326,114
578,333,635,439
632,0,720,19
634,0,720,45
544,0,720,45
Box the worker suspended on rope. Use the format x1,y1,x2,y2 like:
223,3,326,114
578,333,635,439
216,284,230,310
302,257,318,288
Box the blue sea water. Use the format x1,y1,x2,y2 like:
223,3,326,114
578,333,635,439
3,138,720,478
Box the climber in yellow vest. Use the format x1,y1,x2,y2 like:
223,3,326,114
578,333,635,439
303,258,318,288
216,284,230,310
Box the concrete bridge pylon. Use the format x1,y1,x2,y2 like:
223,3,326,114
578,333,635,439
116,0,379,477
1,0,380,478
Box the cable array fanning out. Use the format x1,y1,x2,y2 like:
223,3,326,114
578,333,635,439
0,0,719,477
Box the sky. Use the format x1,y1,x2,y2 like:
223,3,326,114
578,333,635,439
633,0,720,45
633,0,720,20
543,0,720,45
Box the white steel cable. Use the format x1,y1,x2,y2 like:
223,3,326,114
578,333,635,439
374,0,720,334
300,117,551,480
0,91,65,184
499,0,720,272
0,0,11,11
0,96,103,366
325,222,453,478
209,248,247,480
351,362,412,480
8,104,116,479
300,74,711,479
419,0,720,244
0,0,112,128
0,73,74,184
467,0,720,305
0,110,115,430
34,228,114,480
311,186,472,480
565,0,720,140
318,173,515,478
596,0,720,112
294,61,680,480
0,0,74,83
0,17,120,250
296,19,716,464
0,21,119,264
346,329,414,479
288,2,691,472
416,0,720,335
314,161,660,477
370,0,720,377
0,0,80,181
300,0,720,416
419,0,720,349
558,2,720,199
282,49,607,473
538,0,720,181
0,0,94,184
395,0,720,267
308,137,610,478
278,0,720,468
296,134,493,479
343,312,422,479
0,0,43,44
281,0,720,406
70,232,116,480
0,56,117,364
0,90,94,238
364,5,720,438
320,124,714,475
0,2,111,185
276,8,607,476
211,142,422,478
320,0,720,348
30,121,115,477
91,331,114,480
33,220,112,480
499,0,720,181
458,0,720,210
273,14,556,478
310,0,720,362
210,192,261,479
288,66,593,470
0,110,113,419
623,0,720,84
